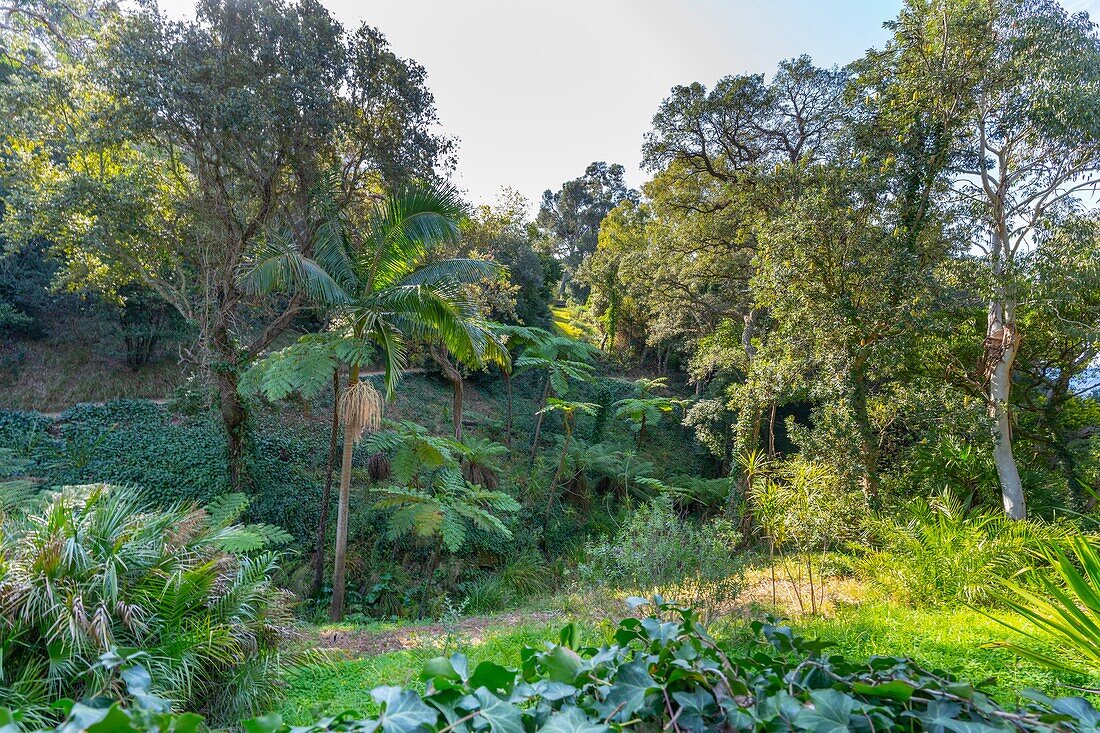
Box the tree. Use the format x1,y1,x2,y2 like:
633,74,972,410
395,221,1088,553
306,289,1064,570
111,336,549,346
320,183,508,621
538,397,598,521
1,0,452,487
613,377,688,447
461,189,557,326
368,422,519,557
515,335,597,464
888,0,1100,518
538,162,638,298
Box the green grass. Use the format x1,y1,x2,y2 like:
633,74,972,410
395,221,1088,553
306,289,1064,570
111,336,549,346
281,596,1100,724
279,622,566,723
550,304,599,343
0,316,187,411
794,602,1099,704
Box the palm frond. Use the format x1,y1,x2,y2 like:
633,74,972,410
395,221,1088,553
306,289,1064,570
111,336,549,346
239,230,351,306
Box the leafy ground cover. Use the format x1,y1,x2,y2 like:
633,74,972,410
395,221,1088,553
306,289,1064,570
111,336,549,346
279,582,1100,723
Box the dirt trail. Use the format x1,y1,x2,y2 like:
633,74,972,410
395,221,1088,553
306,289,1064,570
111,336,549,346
32,367,430,419
312,574,867,658
316,610,562,657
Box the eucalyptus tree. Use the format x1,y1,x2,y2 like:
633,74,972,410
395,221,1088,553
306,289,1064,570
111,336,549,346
886,0,1100,518
0,0,452,487
537,162,638,297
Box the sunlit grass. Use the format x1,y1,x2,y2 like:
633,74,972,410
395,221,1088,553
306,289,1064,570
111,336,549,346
280,622,563,723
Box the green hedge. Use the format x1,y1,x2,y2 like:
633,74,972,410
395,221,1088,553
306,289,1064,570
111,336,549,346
0,401,326,540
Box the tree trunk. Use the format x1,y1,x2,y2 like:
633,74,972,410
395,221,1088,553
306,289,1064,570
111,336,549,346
310,368,342,598
986,300,1025,519
430,345,464,440
504,372,514,448
212,323,248,490
767,403,777,457
529,376,552,464
850,379,880,500
545,422,572,522
330,363,359,621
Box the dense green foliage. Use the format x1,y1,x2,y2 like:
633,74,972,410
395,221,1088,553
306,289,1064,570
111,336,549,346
3,0,1100,728
0,484,298,725
11,599,1100,733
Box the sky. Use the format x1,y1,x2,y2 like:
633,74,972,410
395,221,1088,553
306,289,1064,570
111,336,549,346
155,0,1100,213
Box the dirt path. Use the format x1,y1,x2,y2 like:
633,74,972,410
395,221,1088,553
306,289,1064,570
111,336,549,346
316,610,562,656
32,367,430,419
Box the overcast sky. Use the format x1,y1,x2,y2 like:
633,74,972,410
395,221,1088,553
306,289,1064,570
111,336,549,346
155,0,1100,212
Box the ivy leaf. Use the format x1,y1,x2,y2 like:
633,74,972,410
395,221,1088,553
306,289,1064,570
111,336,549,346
912,701,963,733
672,689,716,733
538,707,609,733
794,689,855,733
596,658,658,722
371,686,437,733
541,646,587,684
473,688,523,733
469,662,516,695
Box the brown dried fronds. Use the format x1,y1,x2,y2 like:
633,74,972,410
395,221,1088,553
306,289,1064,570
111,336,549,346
339,379,384,442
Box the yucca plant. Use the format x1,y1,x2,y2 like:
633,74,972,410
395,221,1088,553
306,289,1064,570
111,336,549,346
0,484,298,726
992,535,1100,672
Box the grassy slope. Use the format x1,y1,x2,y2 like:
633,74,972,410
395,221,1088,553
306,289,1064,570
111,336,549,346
0,316,188,412
280,595,1098,721
281,622,565,722
796,603,1097,704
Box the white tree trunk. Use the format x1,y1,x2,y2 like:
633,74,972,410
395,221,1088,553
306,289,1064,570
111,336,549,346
987,301,1026,519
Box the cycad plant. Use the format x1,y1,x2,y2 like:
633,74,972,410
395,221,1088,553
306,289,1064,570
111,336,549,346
0,484,297,726
859,488,1068,607
992,535,1100,672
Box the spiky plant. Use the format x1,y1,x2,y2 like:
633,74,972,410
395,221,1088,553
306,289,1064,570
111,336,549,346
992,535,1100,672
0,484,298,726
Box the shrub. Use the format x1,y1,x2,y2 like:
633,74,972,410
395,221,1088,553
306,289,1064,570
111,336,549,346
857,489,1071,606
13,597,1100,733
993,534,1100,672
0,484,301,725
579,496,743,619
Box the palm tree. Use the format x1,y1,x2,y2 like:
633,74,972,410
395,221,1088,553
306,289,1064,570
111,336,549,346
244,181,508,620
327,184,508,621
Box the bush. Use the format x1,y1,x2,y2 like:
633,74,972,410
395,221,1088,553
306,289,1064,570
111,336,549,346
0,484,301,726
12,598,1100,733
856,489,1072,606
579,495,743,619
